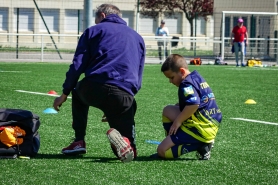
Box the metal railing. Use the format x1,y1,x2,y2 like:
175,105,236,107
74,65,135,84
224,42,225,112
0,33,277,63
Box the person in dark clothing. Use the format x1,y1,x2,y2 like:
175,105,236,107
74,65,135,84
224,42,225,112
53,4,146,162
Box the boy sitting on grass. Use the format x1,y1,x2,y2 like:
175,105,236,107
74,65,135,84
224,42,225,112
152,54,222,160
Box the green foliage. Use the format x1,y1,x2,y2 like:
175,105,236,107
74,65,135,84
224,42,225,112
0,62,277,185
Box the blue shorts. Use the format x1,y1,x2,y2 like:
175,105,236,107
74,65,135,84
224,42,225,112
170,128,202,145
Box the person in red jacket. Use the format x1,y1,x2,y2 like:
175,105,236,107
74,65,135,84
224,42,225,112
230,18,248,67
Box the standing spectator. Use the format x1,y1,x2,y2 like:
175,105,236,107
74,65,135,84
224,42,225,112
53,4,145,163
156,20,169,61
230,18,248,67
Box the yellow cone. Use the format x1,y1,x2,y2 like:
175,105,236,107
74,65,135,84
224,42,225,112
245,99,256,104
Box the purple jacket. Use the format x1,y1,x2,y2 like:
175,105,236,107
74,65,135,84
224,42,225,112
62,14,146,96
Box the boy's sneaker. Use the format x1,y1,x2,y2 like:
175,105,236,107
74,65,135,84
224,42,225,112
241,63,246,67
107,128,134,162
62,140,86,155
236,64,240,67
196,142,213,160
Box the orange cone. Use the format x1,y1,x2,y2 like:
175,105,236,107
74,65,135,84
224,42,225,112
48,90,58,95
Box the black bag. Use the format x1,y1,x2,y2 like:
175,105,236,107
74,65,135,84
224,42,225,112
171,36,179,47
0,109,40,158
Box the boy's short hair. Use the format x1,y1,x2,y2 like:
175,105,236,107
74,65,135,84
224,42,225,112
161,54,188,73
95,4,122,18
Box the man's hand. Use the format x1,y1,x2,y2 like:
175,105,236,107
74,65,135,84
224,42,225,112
53,94,68,111
101,115,108,122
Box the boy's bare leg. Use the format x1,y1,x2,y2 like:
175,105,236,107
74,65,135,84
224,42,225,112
157,136,175,158
162,105,180,122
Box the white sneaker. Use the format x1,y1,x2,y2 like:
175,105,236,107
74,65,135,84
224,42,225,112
106,128,134,162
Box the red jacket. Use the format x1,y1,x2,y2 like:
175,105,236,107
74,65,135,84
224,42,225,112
232,26,247,42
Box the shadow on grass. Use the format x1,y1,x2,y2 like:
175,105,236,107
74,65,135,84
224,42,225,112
33,153,198,162
34,153,91,159
89,156,197,163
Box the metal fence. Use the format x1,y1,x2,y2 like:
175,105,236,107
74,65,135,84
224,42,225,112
0,33,277,64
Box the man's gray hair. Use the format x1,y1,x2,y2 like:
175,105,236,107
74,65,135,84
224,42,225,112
95,4,122,18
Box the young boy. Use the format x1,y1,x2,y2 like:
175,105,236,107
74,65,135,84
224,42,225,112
153,54,222,160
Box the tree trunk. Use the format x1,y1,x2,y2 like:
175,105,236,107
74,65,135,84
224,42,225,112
184,12,194,51
189,19,194,51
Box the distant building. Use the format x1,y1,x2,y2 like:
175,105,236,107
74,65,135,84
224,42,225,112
0,0,213,49
2,0,277,60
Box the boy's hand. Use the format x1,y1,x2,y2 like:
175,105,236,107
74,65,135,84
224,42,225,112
168,104,199,135
169,121,182,135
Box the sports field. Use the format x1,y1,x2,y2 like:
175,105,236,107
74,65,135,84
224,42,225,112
0,62,278,185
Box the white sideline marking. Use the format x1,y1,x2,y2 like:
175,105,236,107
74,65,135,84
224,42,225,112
0,71,31,73
231,118,278,126
225,68,278,71
15,90,72,99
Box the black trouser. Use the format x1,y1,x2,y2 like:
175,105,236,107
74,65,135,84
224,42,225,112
71,78,137,150
157,41,168,60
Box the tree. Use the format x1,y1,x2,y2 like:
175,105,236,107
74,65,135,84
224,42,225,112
139,0,214,50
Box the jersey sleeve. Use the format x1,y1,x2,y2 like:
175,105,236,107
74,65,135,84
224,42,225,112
180,83,200,105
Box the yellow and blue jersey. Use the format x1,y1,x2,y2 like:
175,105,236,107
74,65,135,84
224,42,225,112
178,70,222,143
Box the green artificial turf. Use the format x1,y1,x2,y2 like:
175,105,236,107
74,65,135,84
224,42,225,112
0,62,277,185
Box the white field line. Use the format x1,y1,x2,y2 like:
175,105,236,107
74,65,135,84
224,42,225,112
0,71,31,73
231,118,278,126
225,68,278,71
15,90,72,99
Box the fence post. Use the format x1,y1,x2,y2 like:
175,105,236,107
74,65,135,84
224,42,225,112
169,37,172,55
275,30,277,63
267,36,270,56
250,15,254,57
16,8,19,59
163,38,166,61
77,10,80,41
221,12,225,60
41,35,44,62
194,12,197,57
